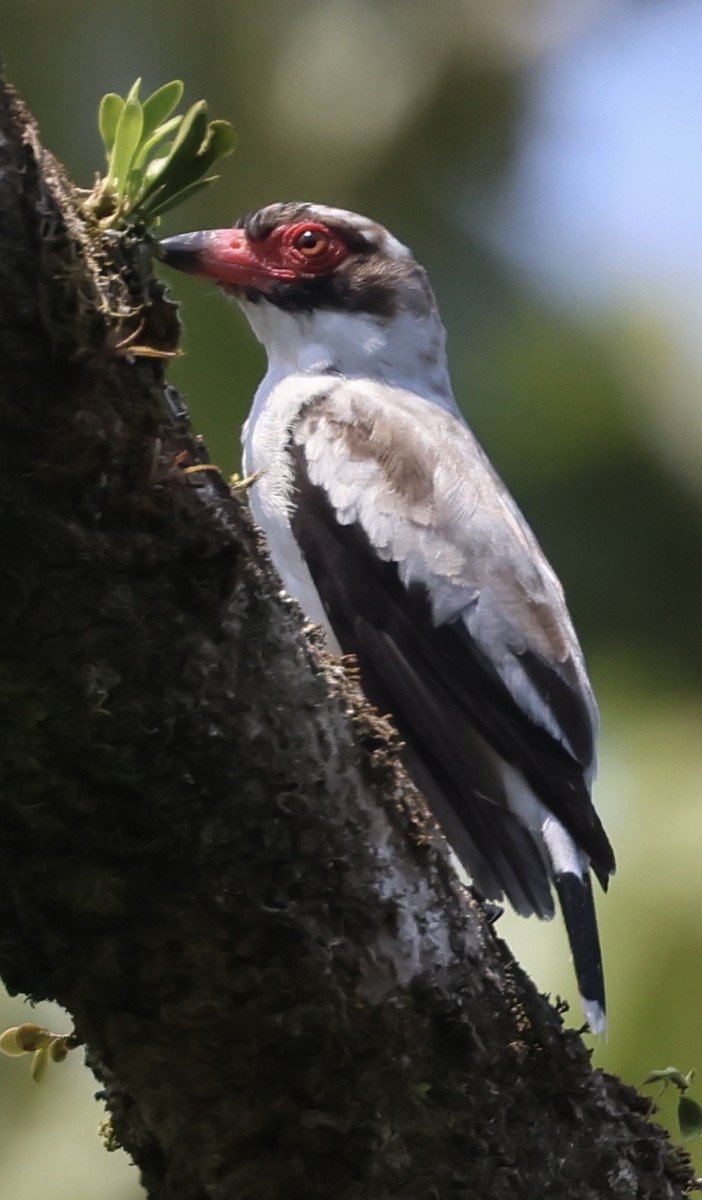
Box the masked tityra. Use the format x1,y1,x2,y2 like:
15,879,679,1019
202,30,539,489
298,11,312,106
160,202,615,1032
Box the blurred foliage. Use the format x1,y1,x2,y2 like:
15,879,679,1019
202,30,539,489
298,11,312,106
2,1,702,1195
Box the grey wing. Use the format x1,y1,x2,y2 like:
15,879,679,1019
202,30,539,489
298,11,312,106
290,380,614,902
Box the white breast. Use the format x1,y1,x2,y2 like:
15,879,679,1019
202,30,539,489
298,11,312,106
242,372,338,636
237,292,457,646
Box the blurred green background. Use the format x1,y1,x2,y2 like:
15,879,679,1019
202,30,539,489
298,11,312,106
3,1,702,1193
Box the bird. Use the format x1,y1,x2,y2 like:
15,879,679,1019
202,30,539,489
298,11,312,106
159,202,615,1033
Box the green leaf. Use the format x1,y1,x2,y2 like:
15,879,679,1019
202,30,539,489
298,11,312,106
126,167,146,207
98,93,124,156
137,100,209,204
142,176,218,220
132,117,181,171
678,1096,702,1139
161,99,209,177
141,80,184,138
142,150,173,183
107,96,144,195
138,115,235,218
31,1046,49,1084
642,1068,691,1091
193,120,237,174
125,77,142,104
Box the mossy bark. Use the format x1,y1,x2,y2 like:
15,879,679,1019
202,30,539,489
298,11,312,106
0,77,695,1200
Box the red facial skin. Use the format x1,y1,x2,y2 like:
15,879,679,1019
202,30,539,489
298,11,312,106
189,221,349,291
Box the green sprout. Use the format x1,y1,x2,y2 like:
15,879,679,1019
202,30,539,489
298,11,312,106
642,1066,702,1140
86,78,236,227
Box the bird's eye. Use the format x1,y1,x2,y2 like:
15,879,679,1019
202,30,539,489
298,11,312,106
295,228,329,257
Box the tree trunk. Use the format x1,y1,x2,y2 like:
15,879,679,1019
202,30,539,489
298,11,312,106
0,75,695,1200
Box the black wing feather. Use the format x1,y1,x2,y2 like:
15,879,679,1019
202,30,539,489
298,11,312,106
289,444,614,911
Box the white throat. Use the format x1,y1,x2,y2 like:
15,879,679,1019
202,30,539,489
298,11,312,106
238,298,460,427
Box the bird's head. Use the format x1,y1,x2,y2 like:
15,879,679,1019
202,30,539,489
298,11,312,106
160,202,454,407
160,202,431,312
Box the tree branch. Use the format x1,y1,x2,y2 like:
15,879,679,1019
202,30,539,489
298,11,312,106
0,75,695,1200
